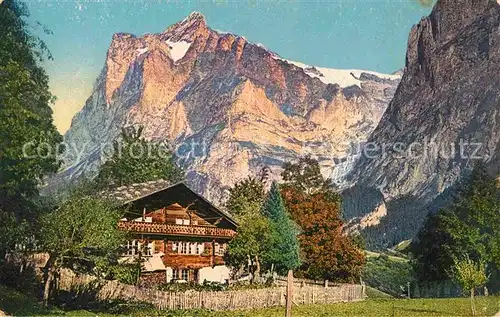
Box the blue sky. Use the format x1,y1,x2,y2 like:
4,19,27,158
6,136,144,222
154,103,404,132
25,0,432,133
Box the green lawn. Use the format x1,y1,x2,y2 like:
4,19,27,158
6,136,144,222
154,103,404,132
1,284,498,317
203,298,500,317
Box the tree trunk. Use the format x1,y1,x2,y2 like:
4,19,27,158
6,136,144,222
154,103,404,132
470,288,476,316
42,256,56,307
254,255,261,284
285,270,293,317
247,255,254,284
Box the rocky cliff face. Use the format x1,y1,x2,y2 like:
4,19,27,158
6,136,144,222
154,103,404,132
59,12,400,202
343,0,500,248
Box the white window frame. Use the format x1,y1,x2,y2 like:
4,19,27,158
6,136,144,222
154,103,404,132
144,241,154,256
125,240,154,256
179,241,188,254
196,243,204,255
214,242,220,256
175,241,207,255
181,269,189,281
125,240,139,256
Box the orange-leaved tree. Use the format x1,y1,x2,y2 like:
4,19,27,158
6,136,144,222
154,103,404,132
281,188,366,282
280,156,365,282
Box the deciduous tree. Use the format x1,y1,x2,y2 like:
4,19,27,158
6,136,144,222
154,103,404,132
38,185,125,305
0,0,62,257
96,126,184,187
448,255,488,316
282,188,366,282
281,156,365,282
225,201,272,283
226,176,265,217
281,155,326,195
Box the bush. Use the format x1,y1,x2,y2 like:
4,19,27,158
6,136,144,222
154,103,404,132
156,280,276,293
157,281,227,292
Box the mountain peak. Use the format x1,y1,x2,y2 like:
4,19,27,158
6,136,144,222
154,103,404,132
185,11,206,23
428,0,497,40
163,11,208,41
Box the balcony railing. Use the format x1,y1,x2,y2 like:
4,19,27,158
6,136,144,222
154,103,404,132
118,221,236,238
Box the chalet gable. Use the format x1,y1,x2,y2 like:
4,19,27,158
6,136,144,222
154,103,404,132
102,181,237,230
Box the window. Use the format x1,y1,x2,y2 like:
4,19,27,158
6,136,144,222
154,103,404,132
125,240,153,256
181,269,189,281
144,241,154,256
179,241,188,254
214,243,227,256
172,269,189,281
196,243,204,255
133,216,152,223
125,240,139,256
190,242,196,254
175,218,190,225
174,241,205,255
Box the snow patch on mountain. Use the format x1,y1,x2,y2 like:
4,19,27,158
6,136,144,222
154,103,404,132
272,56,400,88
136,47,149,56
165,39,191,62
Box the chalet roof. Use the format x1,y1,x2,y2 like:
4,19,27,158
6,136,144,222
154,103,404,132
101,180,237,228
102,179,173,203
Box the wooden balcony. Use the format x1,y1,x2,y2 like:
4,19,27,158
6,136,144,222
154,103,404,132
118,221,236,239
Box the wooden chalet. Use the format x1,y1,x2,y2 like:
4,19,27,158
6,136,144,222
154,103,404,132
104,181,238,287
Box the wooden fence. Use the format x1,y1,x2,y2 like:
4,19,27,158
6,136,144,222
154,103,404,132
274,276,330,288
57,269,365,311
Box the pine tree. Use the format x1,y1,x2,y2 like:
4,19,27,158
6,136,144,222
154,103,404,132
262,182,301,274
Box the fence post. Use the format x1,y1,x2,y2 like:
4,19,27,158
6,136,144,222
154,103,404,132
285,270,293,317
